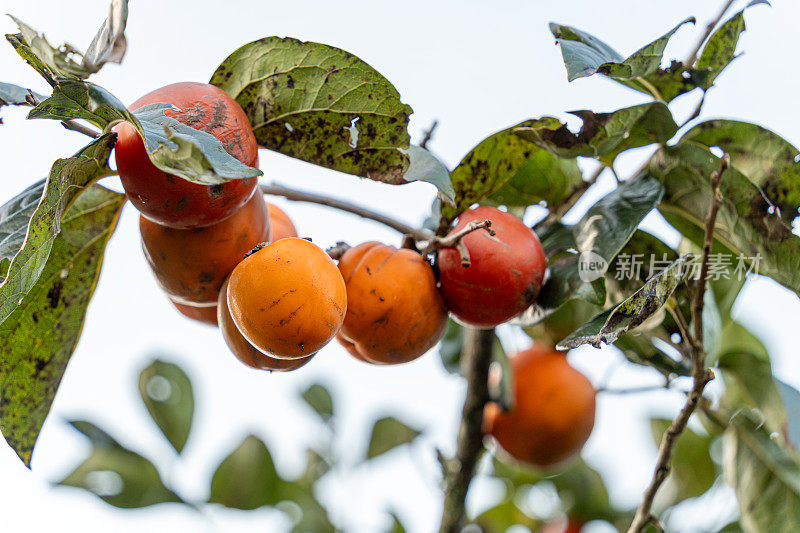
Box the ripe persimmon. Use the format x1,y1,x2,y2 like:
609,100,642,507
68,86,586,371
439,206,546,328
335,333,373,363
337,242,448,365
140,191,270,305
227,238,346,359
266,202,298,241
218,278,313,371
170,299,218,327
114,82,259,229
484,345,595,469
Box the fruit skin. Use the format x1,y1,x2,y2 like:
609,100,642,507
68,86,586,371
140,192,270,305
266,202,299,241
335,333,373,363
170,299,218,327
114,82,259,229
227,238,347,359
484,345,596,469
438,206,546,328
337,242,448,365
218,278,313,371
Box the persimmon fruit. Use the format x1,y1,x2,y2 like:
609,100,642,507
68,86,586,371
170,299,218,327
484,345,596,469
267,202,299,241
438,206,546,328
114,82,259,229
140,191,270,305
227,238,347,359
218,278,313,371
337,241,448,365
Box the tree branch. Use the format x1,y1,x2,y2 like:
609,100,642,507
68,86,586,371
440,327,495,533
429,220,494,267
420,120,439,150
260,183,433,241
627,154,728,533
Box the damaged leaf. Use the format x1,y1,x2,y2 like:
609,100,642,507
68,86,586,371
0,185,125,466
514,103,678,165
557,255,691,349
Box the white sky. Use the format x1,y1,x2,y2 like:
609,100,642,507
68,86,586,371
1,1,799,532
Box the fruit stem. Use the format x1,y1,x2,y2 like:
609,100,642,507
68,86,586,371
439,327,495,533
428,220,494,267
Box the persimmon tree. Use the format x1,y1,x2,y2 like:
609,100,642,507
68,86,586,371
1,0,799,532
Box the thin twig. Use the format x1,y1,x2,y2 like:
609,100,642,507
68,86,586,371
440,328,495,533
26,90,101,139
598,384,673,396
684,0,737,67
627,154,728,533
420,120,439,149
260,183,433,241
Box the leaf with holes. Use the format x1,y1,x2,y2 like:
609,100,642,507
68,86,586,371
724,413,800,533
58,420,181,507
210,38,416,186
651,143,800,298
0,185,125,466
514,103,678,165
366,417,421,460
558,255,691,350
138,360,194,454
301,383,334,423
208,435,282,509
0,134,116,325
6,16,87,81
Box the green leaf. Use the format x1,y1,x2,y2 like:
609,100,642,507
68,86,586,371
210,37,415,186
549,459,618,523
27,79,132,129
442,120,551,220
0,184,125,466
132,103,263,185
651,419,715,502
58,420,181,508
558,255,691,350
533,174,664,316
548,22,624,82
0,134,116,325
724,414,800,533
681,119,800,226
696,1,769,88
387,511,407,533
486,146,583,210
208,435,282,509
475,497,538,532
718,320,786,435
614,333,691,376
301,384,334,423
138,360,194,454
438,319,464,374
550,19,694,99
651,143,800,298
366,417,421,460
514,103,678,165
595,18,695,82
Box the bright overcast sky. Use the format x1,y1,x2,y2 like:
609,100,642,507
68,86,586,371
1,1,799,532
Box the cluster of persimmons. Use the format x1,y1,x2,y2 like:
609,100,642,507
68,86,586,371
113,82,596,469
